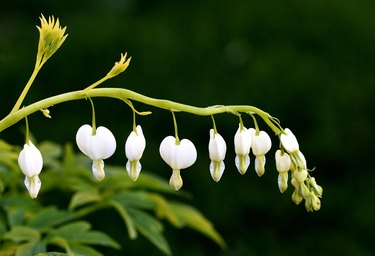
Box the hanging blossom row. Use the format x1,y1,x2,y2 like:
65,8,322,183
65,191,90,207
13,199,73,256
1,15,323,212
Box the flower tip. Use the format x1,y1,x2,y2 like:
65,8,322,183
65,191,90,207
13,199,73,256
169,170,183,191
24,176,41,199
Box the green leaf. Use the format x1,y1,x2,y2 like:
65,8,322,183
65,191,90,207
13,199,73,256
107,200,137,240
7,208,25,228
0,140,19,171
136,172,182,194
69,242,103,256
35,253,69,256
27,207,76,230
47,221,120,249
3,226,40,243
148,194,184,228
38,141,62,170
169,202,226,249
68,191,101,210
16,241,46,256
127,208,171,256
110,191,156,209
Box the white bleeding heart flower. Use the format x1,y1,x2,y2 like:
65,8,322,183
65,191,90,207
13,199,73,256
208,129,227,182
234,124,252,175
76,124,116,181
159,136,197,190
280,128,299,153
18,140,43,199
249,128,272,177
275,149,291,173
125,125,146,181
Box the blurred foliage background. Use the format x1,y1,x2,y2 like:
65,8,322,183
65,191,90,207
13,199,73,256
0,0,374,255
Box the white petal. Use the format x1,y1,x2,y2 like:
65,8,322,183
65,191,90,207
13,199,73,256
159,136,197,170
235,155,250,175
125,125,146,161
169,169,183,191
126,160,142,181
255,155,266,177
92,159,105,181
251,130,272,156
175,139,197,169
24,175,41,199
18,141,43,177
280,128,299,153
75,124,93,156
91,126,116,160
275,150,291,173
234,125,252,155
278,172,288,193
208,129,227,161
159,136,177,167
210,160,225,182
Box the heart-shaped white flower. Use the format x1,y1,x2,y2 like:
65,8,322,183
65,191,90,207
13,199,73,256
76,124,116,181
208,129,226,182
159,136,197,190
125,125,146,181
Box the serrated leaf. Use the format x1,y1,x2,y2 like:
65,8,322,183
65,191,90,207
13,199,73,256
3,226,40,243
127,208,171,256
27,207,76,230
169,202,226,248
68,191,101,210
47,221,120,249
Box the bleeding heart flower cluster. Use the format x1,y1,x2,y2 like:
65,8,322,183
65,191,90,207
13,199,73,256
17,119,322,212
12,14,322,212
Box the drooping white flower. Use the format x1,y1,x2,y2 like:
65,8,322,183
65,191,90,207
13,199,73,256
278,172,288,193
208,129,227,182
280,128,299,153
249,128,272,177
18,141,43,198
234,124,252,175
159,136,197,190
275,149,291,173
76,124,116,181
125,125,146,181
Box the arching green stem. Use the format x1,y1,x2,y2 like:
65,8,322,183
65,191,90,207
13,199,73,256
0,88,283,134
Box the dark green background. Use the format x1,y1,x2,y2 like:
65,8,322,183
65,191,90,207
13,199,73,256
1,0,374,255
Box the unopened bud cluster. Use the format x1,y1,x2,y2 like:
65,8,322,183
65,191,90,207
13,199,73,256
278,129,323,212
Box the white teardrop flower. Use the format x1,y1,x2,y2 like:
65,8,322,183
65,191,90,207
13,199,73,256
208,129,227,182
76,124,116,181
249,128,272,177
275,149,291,173
280,128,299,153
159,136,197,191
125,125,146,181
234,124,252,175
18,140,43,199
